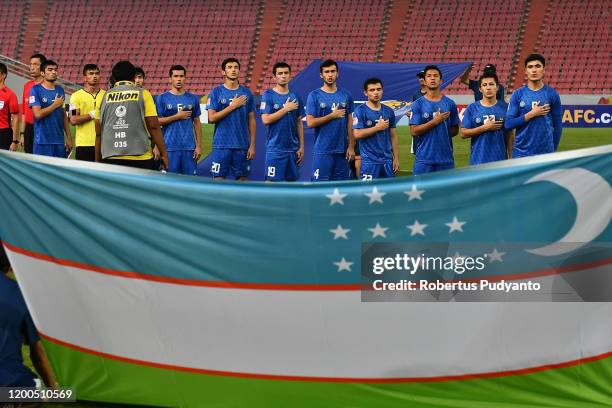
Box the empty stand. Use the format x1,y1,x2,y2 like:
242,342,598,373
0,0,607,96
394,0,524,95
38,0,261,95
261,0,387,91
536,0,610,94
0,3,24,58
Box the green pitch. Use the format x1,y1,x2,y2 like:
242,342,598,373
198,125,612,176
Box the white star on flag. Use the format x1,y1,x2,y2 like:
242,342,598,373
407,220,428,236
365,186,386,204
326,188,347,205
445,216,466,233
487,248,506,262
329,225,350,240
404,184,424,201
334,257,354,272
368,223,388,238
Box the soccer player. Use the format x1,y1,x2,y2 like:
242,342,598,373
460,73,511,165
352,78,399,180
460,63,506,102
306,59,355,181
409,65,459,175
505,54,562,158
95,60,168,170
69,64,105,161
411,70,427,101
155,65,202,175
0,63,20,151
207,57,255,181
260,62,304,182
29,60,73,157
21,53,46,153
134,67,146,87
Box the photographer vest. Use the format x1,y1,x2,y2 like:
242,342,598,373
100,83,150,158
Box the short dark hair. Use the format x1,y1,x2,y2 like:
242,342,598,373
0,63,7,77
272,62,291,75
82,63,100,75
423,64,442,79
221,58,240,71
525,53,545,67
30,53,46,63
134,66,145,78
169,65,186,76
40,60,58,72
320,59,338,73
478,73,499,86
112,61,136,82
363,77,383,91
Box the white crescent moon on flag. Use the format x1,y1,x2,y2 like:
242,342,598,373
525,168,612,257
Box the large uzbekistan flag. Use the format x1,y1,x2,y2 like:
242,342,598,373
0,147,611,407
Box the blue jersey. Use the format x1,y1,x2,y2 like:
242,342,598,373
0,274,39,387
461,100,508,165
352,103,396,164
469,80,505,102
306,88,354,154
207,84,254,149
409,95,459,164
260,89,302,153
29,84,65,145
156,91,201,151
505,84,562,158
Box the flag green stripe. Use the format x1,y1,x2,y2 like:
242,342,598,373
44,339,612,408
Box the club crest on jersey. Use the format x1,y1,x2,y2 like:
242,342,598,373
221,98,227,104
475,117,482,123
520,101,526,107
423,112,430,118
167,104,172,109
341,102,346,107
320,102,326,109
42,97,48,103
273,104,279,109
366,120,373,126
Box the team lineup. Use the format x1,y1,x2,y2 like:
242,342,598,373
0,53,562,181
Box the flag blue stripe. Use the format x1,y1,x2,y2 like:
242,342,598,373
0,148,610,285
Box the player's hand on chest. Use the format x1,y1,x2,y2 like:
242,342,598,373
320,97,347,115
226,93,248,110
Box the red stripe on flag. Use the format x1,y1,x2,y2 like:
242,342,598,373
4,241,612,291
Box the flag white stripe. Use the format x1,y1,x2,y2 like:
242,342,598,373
9,249,612,379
